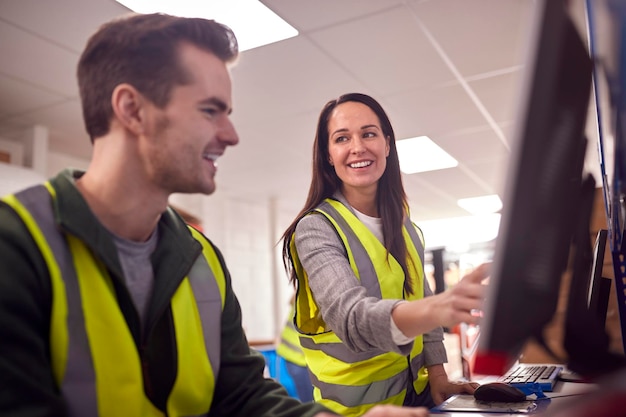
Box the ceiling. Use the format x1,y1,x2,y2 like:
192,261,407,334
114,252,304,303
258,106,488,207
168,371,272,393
0,0,599,223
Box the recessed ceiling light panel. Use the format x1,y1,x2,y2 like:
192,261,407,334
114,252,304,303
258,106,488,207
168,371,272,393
396,136,458,174
457,194,503,215
115,0,298,51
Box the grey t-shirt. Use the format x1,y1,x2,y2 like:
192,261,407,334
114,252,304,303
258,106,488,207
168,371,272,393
112,229,158,327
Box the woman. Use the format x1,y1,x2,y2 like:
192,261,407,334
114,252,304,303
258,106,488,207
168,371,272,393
281,93,489,417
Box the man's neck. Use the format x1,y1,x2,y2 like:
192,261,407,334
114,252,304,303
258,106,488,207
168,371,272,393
75,172,166,242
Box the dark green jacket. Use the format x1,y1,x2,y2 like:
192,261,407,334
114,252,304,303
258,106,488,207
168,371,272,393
0,169,331,417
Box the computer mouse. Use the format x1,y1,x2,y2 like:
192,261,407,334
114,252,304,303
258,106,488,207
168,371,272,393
474,382,527,403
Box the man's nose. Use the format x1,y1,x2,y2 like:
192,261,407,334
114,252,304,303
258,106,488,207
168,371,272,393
218,118,239,146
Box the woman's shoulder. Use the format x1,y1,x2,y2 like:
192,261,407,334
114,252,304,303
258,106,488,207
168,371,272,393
295,210,332,233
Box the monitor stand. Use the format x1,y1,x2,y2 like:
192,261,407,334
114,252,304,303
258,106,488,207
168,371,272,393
563,175,625,379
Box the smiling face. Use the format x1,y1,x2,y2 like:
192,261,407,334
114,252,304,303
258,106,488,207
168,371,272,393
141,42,239,196
327,101,390,201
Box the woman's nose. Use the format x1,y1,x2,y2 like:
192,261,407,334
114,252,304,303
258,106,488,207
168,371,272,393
350,136,366,153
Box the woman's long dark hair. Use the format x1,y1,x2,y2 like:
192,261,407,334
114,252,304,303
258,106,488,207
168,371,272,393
280,92,416,295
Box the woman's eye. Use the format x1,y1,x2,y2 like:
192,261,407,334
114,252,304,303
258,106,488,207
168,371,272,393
334,136,348,143
363,131,376,138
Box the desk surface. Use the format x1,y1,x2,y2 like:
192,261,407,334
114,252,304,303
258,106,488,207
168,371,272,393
430,379,598,416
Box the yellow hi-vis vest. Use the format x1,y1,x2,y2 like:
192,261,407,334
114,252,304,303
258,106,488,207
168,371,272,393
290,199,428,417
3,184,226,417
276,307,307,367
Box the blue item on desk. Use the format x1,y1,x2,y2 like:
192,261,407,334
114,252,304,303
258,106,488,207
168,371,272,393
515,382,548,399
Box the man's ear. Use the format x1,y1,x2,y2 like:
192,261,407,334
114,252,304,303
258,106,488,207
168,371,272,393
111,83,147,135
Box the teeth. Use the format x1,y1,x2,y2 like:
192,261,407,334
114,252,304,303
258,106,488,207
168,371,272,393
203,153,219,162
350,161,372,168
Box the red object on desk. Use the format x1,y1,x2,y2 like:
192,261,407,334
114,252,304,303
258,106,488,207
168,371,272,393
473,351,510,376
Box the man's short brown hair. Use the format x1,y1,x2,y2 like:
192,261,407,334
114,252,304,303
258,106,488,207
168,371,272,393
77,13,239,141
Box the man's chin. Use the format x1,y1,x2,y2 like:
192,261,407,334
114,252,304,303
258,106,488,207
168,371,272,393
173,182,215,196
194,176,216,195
200,182,216,195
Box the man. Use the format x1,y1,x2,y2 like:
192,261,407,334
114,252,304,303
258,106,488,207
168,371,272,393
0,13,429,417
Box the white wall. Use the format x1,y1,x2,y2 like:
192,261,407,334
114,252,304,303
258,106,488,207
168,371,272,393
47,150,90,177
172,190,294,343
0,162,47,195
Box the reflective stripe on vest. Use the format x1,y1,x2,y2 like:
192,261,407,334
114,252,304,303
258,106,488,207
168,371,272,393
3,184,225,417
291,198,428,416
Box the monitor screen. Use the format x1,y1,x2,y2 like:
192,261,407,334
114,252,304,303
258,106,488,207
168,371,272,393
473,0,594,376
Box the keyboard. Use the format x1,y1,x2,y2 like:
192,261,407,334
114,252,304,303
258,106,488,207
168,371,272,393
498,363,564,392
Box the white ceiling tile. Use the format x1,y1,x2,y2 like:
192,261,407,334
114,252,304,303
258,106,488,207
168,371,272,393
0,20,79,95
407,165,492,199
464,156,509,196
231,36,370,126
386,84,486,138
0,74,66,119
436,127,509,165
0,0,131,52
308,6,456,96
262,0,405,32
411,0,536,77
468,70,522,125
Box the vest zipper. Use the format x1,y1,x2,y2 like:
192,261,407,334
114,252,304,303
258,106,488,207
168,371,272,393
140,344,154,398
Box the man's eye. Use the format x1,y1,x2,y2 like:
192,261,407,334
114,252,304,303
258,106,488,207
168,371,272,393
201,108,218,117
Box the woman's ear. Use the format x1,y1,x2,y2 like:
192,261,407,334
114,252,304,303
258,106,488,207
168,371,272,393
386,136,391,157
111,83,147,135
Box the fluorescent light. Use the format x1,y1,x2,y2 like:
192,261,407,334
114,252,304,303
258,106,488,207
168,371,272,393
396,136,458,174
457,194,503,215
115,0,298,51
416,214,501,250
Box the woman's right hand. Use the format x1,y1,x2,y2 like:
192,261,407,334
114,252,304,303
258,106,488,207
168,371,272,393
433,262,490,328
392,262,490,337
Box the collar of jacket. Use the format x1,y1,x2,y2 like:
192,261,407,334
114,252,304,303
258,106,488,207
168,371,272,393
49,169,204,336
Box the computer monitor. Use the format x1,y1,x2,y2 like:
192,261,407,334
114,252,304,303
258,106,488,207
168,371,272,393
563,220,626,378
473,0,594,376
586,0,626,352
587,229,611,326
586,0,626,255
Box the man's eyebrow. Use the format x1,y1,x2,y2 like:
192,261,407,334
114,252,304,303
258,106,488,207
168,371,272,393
199,97,232,114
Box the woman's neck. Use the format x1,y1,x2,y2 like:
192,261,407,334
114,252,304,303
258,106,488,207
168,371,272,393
341,186,378,217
